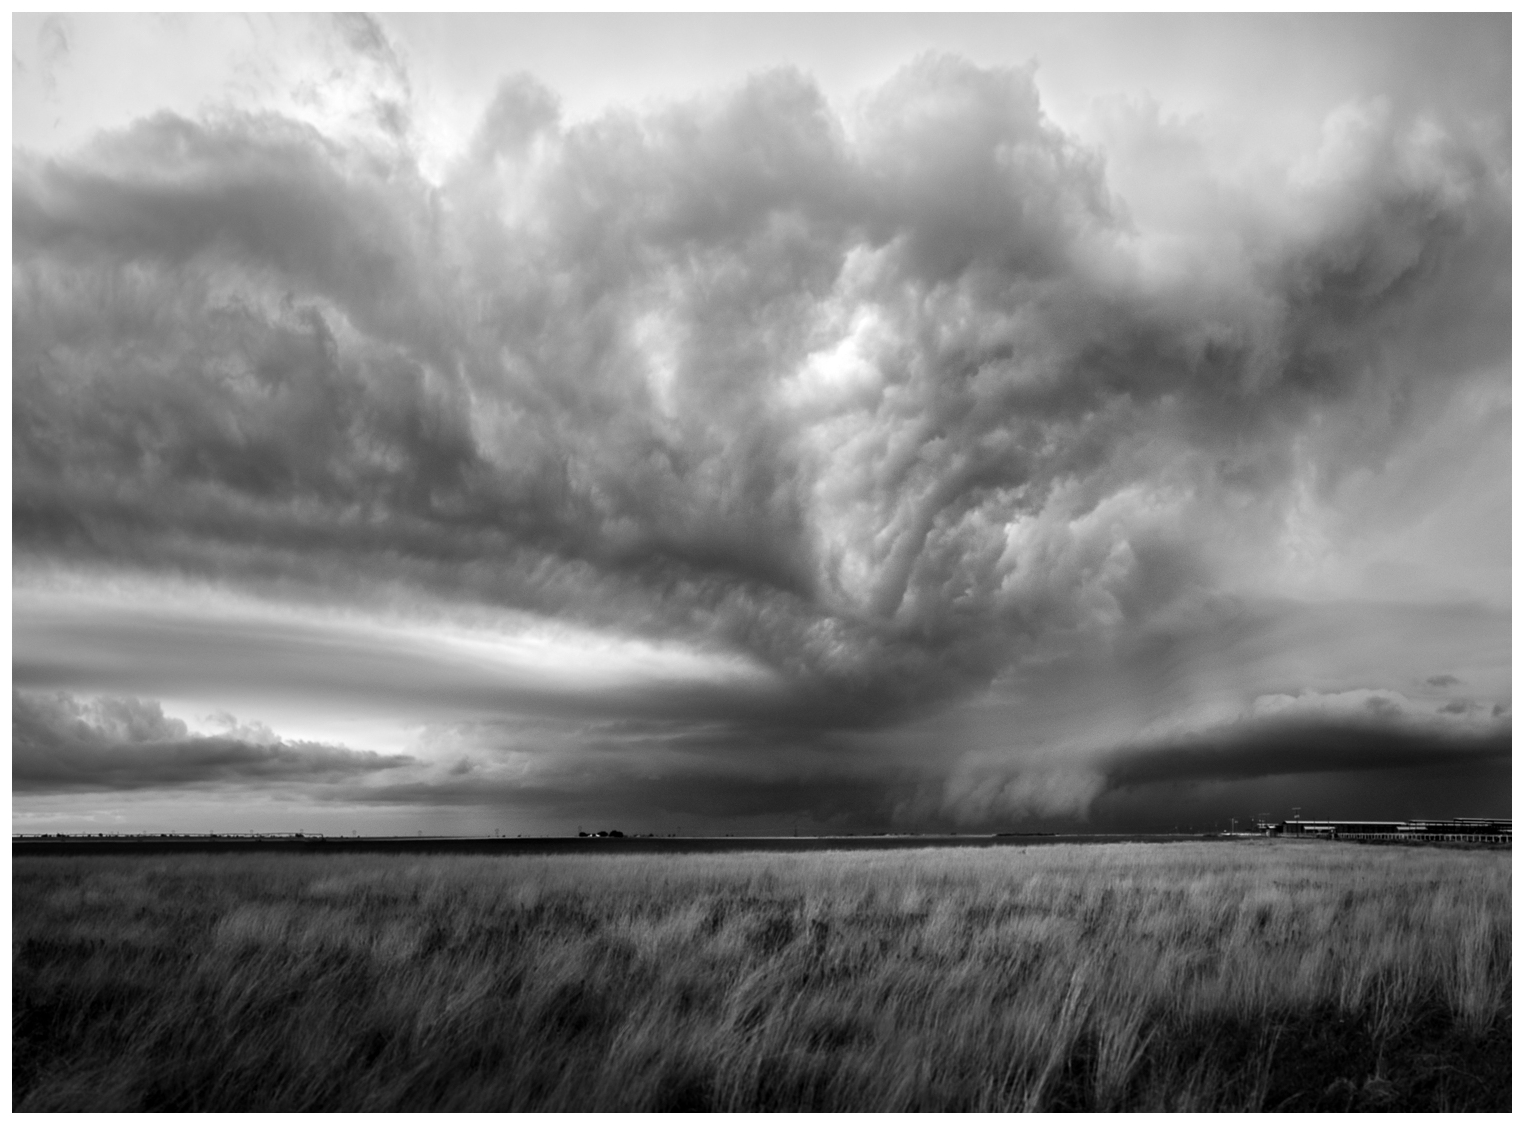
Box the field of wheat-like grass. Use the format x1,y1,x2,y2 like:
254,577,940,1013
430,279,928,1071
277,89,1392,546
12,840,1510,1111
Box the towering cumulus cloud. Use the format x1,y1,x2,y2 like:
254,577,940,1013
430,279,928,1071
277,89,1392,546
13,31,1510,834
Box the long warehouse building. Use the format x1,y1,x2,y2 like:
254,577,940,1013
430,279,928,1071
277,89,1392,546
1256,817,1510,843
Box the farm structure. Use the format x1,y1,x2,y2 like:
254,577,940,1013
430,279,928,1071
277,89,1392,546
1253,817,1510,844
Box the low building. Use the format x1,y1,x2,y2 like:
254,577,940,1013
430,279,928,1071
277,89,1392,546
1258,817,1510,844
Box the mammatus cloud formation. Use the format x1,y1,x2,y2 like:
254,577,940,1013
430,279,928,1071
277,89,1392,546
13,28,1510,831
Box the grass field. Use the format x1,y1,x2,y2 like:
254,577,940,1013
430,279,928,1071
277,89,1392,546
12,840,1510,1111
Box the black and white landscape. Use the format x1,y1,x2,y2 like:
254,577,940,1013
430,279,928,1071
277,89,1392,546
12,15,1511,1112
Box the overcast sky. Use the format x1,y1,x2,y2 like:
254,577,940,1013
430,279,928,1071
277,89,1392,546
12,14,1511,836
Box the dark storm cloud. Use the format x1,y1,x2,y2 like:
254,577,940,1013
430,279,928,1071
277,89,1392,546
337,769,910,837
319,714,918,835
1427,674,1460,687
280,694,1510,836
13,690,415,792
1100,718,1508,791
1087,757,1511,833
12,42,1511,816
1084,714,1512,830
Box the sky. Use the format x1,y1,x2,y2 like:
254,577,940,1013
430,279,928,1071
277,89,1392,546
11,14,1512,836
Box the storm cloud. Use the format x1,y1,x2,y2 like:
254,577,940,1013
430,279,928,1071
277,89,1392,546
12,18,1510,832
13,690,415,792
1102,718,1509,790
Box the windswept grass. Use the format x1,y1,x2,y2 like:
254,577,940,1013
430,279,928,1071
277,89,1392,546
13,841,1510,1111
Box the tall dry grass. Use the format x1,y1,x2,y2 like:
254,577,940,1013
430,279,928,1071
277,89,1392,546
12,840,1510,1110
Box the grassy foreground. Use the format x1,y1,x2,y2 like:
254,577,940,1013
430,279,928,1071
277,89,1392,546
13,841,1510,1111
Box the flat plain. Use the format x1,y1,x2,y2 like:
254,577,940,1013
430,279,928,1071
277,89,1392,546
12,840,1510,1111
